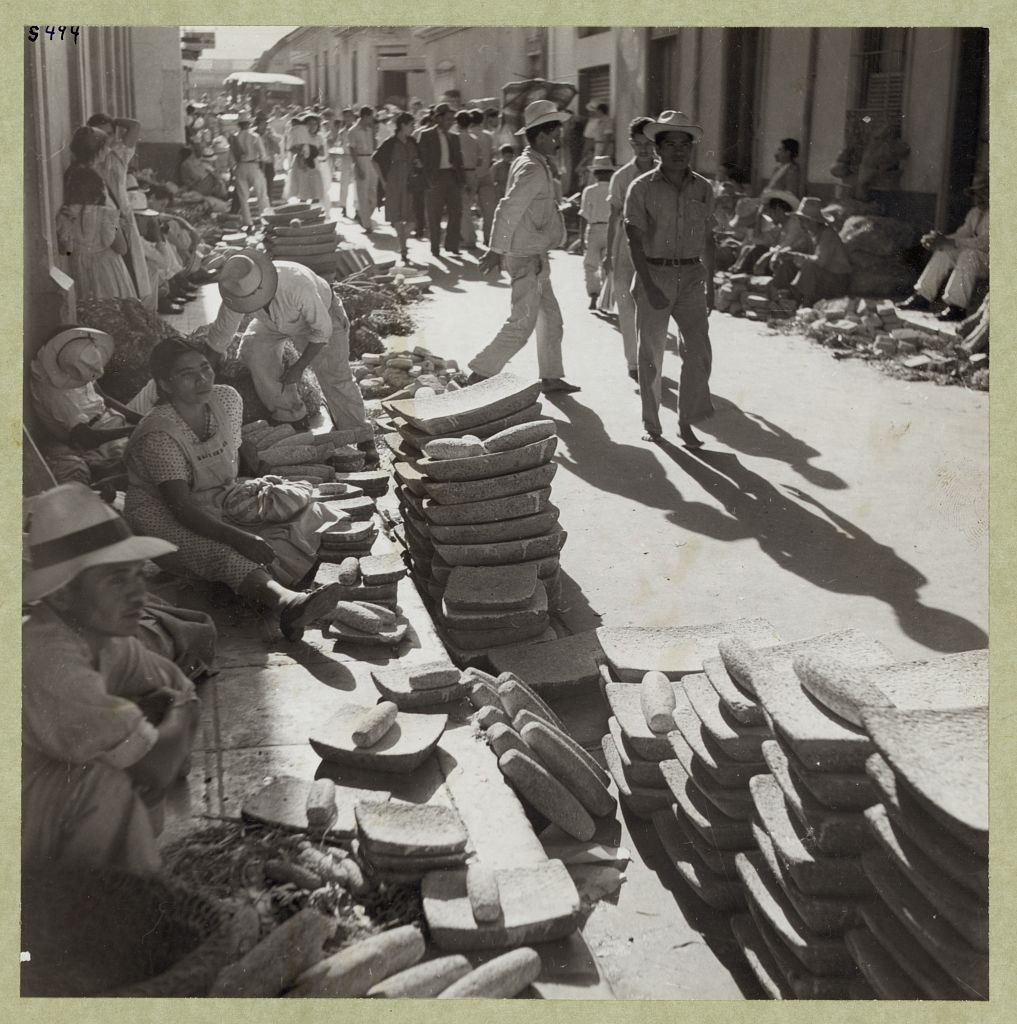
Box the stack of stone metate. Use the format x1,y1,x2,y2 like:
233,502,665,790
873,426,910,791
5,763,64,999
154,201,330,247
262,202,340,280
731,644,987,1000
466,667,617,842
315,473,391,562
354,799,472,885
386,373,565,658
846,658,988,1001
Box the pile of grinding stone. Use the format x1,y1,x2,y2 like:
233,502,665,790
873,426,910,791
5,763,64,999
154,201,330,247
262,202,340,280
384,373,566,658
314,473,392,562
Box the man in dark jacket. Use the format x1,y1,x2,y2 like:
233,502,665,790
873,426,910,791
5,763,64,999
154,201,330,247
416,103,464,256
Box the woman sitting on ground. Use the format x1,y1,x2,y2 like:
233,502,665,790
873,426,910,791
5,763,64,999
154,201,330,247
123,339,340,640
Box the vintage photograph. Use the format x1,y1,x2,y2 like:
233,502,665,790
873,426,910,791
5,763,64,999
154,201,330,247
22,23,988,1000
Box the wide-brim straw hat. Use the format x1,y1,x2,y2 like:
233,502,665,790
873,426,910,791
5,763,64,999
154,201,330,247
516,99,572,135
793,196,835,226
644,110,703,143
591,155,616,172
24,483,176,604
37,328,115,390
761,188,800,211
217,248,279,313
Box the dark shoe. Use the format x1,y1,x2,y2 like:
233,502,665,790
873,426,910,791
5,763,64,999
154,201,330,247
540,378,581,394
937,305,967,323
898,294,932,312
279,582,342,642
445,247,461,256
465,371,488,386
431,247,441,257
628,368,639,382
588,295,598,310
678,421,705,449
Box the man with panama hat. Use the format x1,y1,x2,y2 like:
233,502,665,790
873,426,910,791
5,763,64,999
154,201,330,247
205,249,377,461
229,111,272,231
625,110,716,447
898,172,989,322
769,196,852,307
22,484,200,873
468,99,581,394
579,154,615,309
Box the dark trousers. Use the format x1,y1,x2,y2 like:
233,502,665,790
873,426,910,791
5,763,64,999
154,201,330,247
261,162,274,193
412,187,427,237
426,171,462,253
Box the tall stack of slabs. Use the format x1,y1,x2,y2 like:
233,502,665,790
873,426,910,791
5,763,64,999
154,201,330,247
262,203,339,280
386,374,566,655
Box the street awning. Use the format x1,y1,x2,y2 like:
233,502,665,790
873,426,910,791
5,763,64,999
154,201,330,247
224,71,305,87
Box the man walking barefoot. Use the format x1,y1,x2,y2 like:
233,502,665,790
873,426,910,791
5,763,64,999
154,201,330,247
625,111,715,447
468,101,580,395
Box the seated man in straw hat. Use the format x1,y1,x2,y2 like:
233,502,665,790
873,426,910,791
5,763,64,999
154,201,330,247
22,484,200,874
29,327,142,487
468,99,581,394
770,196,852,307
625,110,716,447
205,248,378,464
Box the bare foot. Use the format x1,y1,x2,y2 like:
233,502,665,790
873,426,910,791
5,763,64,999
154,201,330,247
642,430,662,444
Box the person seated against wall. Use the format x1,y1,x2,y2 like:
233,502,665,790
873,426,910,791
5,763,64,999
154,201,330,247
29,327,141,490
122,339,343,641
898,173,989,322
729,190,807,276
22,483,200,875
769,196,852,306
762,138,803,197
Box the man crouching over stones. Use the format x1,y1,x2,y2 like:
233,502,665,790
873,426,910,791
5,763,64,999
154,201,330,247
22,483,200,875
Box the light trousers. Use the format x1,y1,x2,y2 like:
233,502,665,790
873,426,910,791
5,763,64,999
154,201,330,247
613,248,638,371
338,155,356,212
477,178,498,245
354,156,378,228
635,261,714,435
915,246,989,309
235,162,271,226
469,253,565,380
584,223,609,295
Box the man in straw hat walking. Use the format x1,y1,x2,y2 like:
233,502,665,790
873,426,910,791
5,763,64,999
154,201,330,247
205,249,378,463
625,110,715,447
22,484,200,873
467,99,581,394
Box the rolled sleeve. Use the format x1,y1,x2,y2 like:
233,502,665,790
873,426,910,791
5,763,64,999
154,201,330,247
206,302,244,354
298,280,335,347
623,179,649,234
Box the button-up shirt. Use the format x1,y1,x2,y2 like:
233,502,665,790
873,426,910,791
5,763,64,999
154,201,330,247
232,129,265,163
489,146,566,257
624,167,714,260
579,180,611,224
206,261,339,353
476,129,494,181
456,128,480,171
348,122,375,158
950,205,989,252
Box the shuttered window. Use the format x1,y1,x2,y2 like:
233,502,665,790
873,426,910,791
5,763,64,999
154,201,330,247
579,64,611,111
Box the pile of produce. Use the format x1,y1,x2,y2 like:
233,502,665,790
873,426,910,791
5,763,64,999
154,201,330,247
336,274,425,360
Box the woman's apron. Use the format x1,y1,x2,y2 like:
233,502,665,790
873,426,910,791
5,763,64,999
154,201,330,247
130,390,335,586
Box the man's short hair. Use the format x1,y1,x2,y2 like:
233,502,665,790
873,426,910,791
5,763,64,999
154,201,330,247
484,107,500,120
358,105,374,118
628,116,654,139
499,144,515,155
781,137,800,159
86,112,113,129
595,103,609,115
525,121,560,147
765,197,794,214
470,109,484,125
341,107,353,116
455,110,472,129
434,102,452,117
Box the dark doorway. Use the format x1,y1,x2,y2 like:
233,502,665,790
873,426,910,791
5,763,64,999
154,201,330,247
379,69,408,109
945,28,988,230
721,28,760,183
648,33,679,117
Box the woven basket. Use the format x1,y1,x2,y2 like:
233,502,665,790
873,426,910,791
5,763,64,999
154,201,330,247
21,867,235,997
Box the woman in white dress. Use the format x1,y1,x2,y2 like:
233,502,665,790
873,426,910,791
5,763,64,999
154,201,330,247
283,112,326,204
55,126,136,302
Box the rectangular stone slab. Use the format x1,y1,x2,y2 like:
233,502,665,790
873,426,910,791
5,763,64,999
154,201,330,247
428,508,561,546
702,655,767,726
606,717,666,788
371,667,468,710
660,753,755,821
748,773,870,897
397,481,426,519
396,402,544,451
389,373,542,434
358,841,469,873
651,803,741,877
424,462,558,505
443,562,540,611
670,690,767,787
417,435,557,482
601,733,672,819
358,552,407,585
393,459,428,497
441,613,551,652
441,583,548,631
331,470,390,498
859,899,974,999
661,755,754,850
325,495,377,520
421,860,580,951
649,808,746,909
845,928,928,1000
422,487,553,527
762,740,874,856
487,630,606,695
752,815,863,934
770,726,877,811
864,803,987,951
682,673,770,763
597,617,780,682
862,850,988,997
736,852,859,977
730,912,796,1000
441,627,558,669
604,684,673,761
432,526,566,568
354,799,469,856
433,553,559,589
860,705,987,857
864,752,987,897
241,775,391,839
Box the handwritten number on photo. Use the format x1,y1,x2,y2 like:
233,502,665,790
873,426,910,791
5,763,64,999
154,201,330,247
27,26,79,43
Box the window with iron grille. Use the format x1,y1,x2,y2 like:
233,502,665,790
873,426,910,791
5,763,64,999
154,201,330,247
855,27,908,115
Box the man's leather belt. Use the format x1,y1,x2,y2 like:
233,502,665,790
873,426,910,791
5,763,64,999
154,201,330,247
647,257,701,266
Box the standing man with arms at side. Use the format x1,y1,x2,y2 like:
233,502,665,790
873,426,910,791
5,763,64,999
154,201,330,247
453,110,481,251
417,103,465,257
335,109,356,219
625,111,715,448
602,116,658,380
349,106,378,232
467,101,580,395
229,113,271,232
475,107,500,245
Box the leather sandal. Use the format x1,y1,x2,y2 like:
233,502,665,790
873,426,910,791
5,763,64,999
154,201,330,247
279,582,342,642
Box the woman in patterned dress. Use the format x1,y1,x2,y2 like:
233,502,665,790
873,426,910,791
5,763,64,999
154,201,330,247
123,339,340,640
